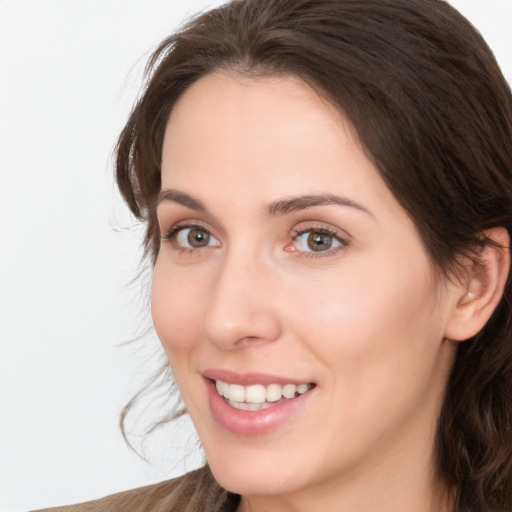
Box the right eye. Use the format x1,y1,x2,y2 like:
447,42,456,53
163,225,220,250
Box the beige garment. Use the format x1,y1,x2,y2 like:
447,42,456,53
35,466,240,512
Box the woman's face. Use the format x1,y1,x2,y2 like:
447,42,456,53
152,73,459,502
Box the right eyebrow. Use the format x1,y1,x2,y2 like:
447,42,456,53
155,189,209,213
266,193,374,218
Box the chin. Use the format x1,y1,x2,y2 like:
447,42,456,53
212,464,300,497
206,447,309,497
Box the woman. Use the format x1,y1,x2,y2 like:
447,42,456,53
39,0,512,510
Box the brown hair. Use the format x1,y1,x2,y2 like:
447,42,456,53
115,0,512,510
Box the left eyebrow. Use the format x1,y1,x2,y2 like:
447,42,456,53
155,189,209,213
266,194,374,218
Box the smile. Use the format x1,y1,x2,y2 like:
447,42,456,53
203,370,317,434
215,379,314,411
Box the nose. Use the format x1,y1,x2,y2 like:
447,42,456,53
202,252,282,350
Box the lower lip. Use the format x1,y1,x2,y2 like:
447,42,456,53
206,379,314,435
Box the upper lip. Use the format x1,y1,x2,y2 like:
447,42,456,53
202,368,314,386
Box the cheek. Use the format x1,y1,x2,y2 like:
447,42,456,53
282,261,449,458
151,261,206,361
289,255,442,379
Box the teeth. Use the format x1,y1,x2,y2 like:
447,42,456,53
282,384,297,398
227,384,245,402
297,384,310,394
245,384,266,403
227,399,274,411
229,400,249,410
266,383,282,402
215,380,225,395
215,379,313,405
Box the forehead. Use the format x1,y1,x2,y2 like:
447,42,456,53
162,72,348,167
160,72,396,217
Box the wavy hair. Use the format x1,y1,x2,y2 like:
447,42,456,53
115,1,512,510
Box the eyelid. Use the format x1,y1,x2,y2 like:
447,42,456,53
161,221,220,248
288,222,350,258
291,221,350,241
161,218,209,237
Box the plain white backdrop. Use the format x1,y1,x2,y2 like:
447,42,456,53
0,1,510,510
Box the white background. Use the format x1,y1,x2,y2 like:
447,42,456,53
0,1,510,510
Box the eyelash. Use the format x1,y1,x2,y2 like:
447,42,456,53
290,225,349,259
161,223,349,258
162,223,204,240
161,222,216,254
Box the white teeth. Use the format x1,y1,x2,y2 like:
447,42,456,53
215,380,225,396
248,402,270,411
215,379,313,405
231,401,249,410
265,383,282,402
282,384,297,398
227,399,274,411
227,384,245,402
297,384,310,395
245,384,266,403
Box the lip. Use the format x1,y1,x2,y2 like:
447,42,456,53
202,368,313,386
203,370,316,436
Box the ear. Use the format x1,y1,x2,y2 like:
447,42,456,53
444,227,510,342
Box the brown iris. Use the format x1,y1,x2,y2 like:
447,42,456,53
307,232,333,251
187,228,210,247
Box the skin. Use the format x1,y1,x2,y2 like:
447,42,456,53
152,72,465,512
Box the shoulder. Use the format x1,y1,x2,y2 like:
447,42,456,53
34,466,240,512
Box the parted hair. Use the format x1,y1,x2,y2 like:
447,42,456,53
115,1,512,510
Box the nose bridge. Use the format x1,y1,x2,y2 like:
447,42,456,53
202,244,281,348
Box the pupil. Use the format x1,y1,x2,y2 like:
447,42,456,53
188,228,209,247
307,232,332,252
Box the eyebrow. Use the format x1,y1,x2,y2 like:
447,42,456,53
266,194,373,218
156,189,208,212
156,189,373,218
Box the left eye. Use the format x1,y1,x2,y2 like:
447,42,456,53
175,227,220,248
294,230,343,252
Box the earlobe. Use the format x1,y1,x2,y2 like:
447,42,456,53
444,227,510,342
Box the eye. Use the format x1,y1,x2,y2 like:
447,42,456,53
295,231,341,252
163,224,220,250
177,227,212,248
289,226,347,256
